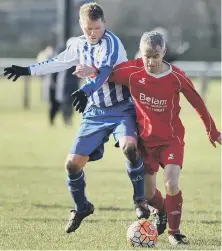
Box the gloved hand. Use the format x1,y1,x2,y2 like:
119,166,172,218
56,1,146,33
71,89,88,113
4,65,30,82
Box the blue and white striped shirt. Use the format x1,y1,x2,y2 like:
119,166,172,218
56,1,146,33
29,30,131,107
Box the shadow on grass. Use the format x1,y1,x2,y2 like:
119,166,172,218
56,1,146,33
14,218,221,225
33,204,132,212
15,218,133,223
0,165,59,170
32,205,221,216
184,220,221,224
2,164,220,174
192,238,221,247
98,206,132,211
185,210,221,215
0,164,125,173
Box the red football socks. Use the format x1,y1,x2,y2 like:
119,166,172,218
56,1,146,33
148,188,165,213
165,191,183,235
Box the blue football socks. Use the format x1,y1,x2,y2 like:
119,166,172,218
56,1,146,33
126,156,145,201
67,170,88,212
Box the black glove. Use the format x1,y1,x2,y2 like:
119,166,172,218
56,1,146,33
71,89,88,113
4,65,30,82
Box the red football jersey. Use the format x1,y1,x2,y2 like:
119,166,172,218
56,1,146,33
109,58,220,146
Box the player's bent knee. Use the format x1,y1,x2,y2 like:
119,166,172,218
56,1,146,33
144,174,156,200
65,160,81,174
122,143,138,165
65,154,88,174
145,188,156,201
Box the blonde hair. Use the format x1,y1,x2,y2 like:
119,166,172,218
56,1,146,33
79,2,105,21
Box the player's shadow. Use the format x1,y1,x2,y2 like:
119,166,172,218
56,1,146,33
184,219,220,224
32,204,132,212
32,203,70,209
98,206,132,212
191,238,221,247
186,210,220,214
16,218,134,223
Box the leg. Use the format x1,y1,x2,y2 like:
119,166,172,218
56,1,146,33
62,98,73,125
114,115,150,219
163,164,189,245
120,136,150,219
64,117,112,233
144,172,164,212
66,117,111,208
143,148,167,235
65,154,89,211
119,136,146,200
160,141,189,245
143,145,165,212
49,88,60,125
164,164,182,235
64,154,95,233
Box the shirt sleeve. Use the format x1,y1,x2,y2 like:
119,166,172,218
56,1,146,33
80,33,127,96
29,40,79,76
180,73,220,145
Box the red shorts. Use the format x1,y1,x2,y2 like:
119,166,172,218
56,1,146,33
141,139,185,175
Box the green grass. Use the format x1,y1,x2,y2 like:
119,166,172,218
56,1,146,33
0,77,221,250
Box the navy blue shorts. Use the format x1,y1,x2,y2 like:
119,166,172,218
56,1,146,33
70,100,138,161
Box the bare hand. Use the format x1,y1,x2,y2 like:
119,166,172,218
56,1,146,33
73,64,96,78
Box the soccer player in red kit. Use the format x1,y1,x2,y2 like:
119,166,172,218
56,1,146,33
107,31,222,245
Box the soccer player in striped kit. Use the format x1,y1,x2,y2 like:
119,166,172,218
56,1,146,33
4,2,150,233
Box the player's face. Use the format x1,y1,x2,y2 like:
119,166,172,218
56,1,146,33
140,45,166,74
80,18,106,44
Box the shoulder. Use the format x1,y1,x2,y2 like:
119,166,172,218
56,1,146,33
102,30,124,47
170,64,192,88
170,64,190,82
135,57,144,67
104,30,121,40
114,59,143,72
74,35,86,46
124,58,144,69
171,64,186,76
67,35,85,51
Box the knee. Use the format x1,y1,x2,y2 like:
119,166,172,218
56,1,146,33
121,143,138,165
164,164,180,195
65,155,85,174
144,175,156,201
145,187,156,201
164,178,179,195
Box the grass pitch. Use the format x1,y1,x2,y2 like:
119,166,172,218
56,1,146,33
0,77,221,250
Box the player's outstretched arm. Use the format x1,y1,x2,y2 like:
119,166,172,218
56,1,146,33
4,42,79,82
180,72,221,147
